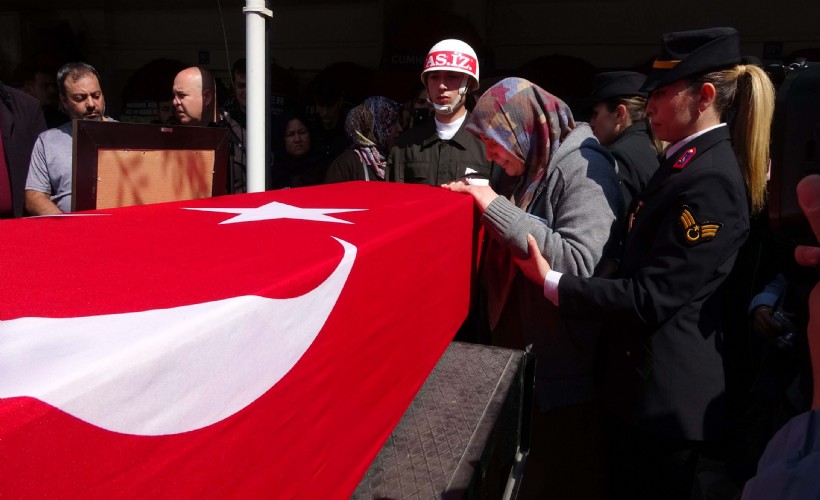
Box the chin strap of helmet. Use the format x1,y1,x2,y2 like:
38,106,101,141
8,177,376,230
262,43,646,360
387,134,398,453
428,75,470,115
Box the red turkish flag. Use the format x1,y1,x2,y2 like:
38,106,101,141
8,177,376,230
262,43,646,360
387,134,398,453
0,181,477,498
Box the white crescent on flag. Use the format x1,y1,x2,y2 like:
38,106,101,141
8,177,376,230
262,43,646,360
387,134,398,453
0,202,361,436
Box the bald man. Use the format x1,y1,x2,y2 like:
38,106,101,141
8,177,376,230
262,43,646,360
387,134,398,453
172,67,216,126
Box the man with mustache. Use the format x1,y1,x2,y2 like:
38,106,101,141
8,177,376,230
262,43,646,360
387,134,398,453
25,62,112,215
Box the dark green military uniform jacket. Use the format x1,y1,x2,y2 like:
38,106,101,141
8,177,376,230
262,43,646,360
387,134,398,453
387,113,495,185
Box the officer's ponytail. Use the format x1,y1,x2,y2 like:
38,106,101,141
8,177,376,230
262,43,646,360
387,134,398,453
690,65,775,214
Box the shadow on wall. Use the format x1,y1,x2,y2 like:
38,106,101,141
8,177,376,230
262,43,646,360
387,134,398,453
120,58,188,124
376,1,492,104
515,54,597,119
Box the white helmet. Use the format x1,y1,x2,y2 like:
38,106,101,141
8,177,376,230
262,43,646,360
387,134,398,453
421,39,480,114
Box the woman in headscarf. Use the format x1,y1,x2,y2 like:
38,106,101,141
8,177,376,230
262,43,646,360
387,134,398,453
442,77,622,499
324,96,403,183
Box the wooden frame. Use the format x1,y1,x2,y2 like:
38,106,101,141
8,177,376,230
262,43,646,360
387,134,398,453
72,121,229,212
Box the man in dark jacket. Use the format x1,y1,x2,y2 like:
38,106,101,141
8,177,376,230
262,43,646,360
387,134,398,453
18,65,69,129
0,81,47,218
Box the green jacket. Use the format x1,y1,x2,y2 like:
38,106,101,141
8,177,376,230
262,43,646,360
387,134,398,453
387,113,496,185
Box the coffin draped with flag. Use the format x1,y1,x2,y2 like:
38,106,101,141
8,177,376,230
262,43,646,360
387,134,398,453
0,181,479,498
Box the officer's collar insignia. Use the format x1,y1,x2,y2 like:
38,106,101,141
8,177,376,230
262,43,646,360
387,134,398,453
679,205,721,245
674,147,696,169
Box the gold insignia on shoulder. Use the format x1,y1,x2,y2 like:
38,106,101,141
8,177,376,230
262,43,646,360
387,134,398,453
679,206,722,245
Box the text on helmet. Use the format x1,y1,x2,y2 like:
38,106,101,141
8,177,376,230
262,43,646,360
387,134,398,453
425,51,477,74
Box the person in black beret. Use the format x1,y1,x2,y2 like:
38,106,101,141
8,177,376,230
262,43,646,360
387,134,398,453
511,27,776,499
588,70,661,229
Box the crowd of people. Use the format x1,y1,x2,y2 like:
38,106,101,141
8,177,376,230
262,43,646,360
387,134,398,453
0,26,817,500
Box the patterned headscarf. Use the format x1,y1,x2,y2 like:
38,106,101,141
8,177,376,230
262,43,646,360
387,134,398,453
344,96,402,180
466,78,575,330
466,77,575,210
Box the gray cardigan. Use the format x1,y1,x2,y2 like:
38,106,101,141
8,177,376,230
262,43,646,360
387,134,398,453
482,123,623,410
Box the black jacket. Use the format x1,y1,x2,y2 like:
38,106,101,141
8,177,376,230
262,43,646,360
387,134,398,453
325,149,385,183
609,120,659,214
0,82,47,217
559,126,750,441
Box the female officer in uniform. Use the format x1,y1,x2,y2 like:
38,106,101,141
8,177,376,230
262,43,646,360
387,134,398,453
512,27,775,499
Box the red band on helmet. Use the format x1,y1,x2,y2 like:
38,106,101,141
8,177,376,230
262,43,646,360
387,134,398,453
424,51,477,74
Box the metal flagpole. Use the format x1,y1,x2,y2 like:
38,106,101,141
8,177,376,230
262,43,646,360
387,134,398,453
243,0,272,193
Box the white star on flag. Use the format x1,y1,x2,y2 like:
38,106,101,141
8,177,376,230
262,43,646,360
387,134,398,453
184,201,367,225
